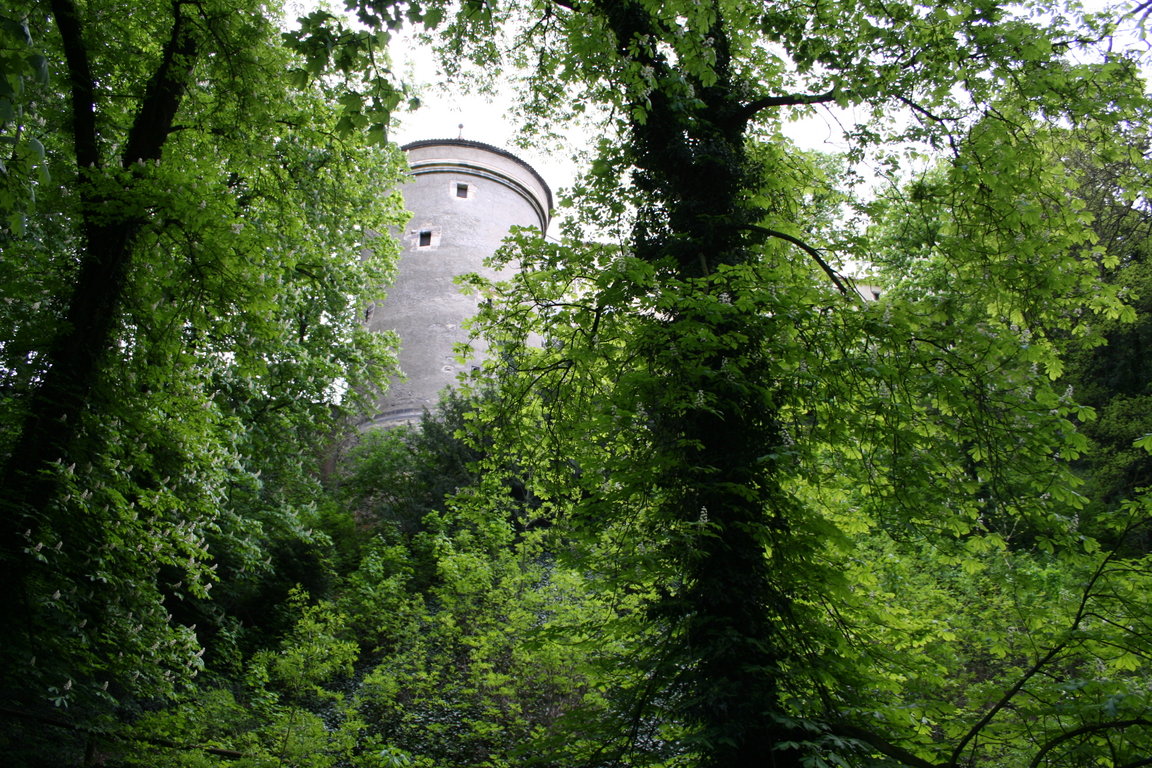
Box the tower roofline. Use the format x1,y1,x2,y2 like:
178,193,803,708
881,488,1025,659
401,139,554,218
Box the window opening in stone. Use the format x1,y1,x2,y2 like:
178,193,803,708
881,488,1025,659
418,230,432,247
456,183,469,198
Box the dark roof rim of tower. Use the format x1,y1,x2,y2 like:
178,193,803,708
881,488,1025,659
401,139,553,215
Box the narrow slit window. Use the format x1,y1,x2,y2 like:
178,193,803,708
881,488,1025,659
418,230,432,247
456,183,469,198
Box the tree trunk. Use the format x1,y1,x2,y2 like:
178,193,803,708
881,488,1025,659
0,0,199,673
590,0,812,763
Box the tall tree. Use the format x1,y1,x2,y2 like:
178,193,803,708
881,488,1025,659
314,0,1152,764
0,0,406,752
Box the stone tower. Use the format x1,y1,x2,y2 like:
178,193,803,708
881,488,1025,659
364,139,553,428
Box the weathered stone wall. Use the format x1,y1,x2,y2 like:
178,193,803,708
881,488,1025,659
364,140,552,427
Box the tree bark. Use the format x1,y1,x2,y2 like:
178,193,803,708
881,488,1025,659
0,0,200,670
589,1,813,764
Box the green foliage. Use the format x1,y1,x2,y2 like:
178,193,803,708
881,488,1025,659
0,5,49,234
378,0,1152,764
334,398,612,767
121,594,369,768
9,0,1152,766
341,393,488,541
1058,148,1152,538
0,0,406,758
120,401,613,767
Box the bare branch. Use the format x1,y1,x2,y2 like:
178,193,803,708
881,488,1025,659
1029,719,1152,768
742,224,857,299
1122,0,1152,23
734,89,837,125
896,96,961,156
896,95,954,125
949,549,1119,765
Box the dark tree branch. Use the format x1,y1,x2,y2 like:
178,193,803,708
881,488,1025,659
734,89,837,125
0,705,243,759
123,0,199,165
949,549,1117,765
742,224,856,298
1028,719,1152,768
896,96,961,155
49,0,100,169
946,602,1064,763
1123,0,1152,23
830,722,941,768
896,95,954,125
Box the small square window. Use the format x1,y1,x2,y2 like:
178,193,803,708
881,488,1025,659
418,230,432,247
456,183,469,198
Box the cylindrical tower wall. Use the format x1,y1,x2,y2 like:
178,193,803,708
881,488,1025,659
364,140,552,428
